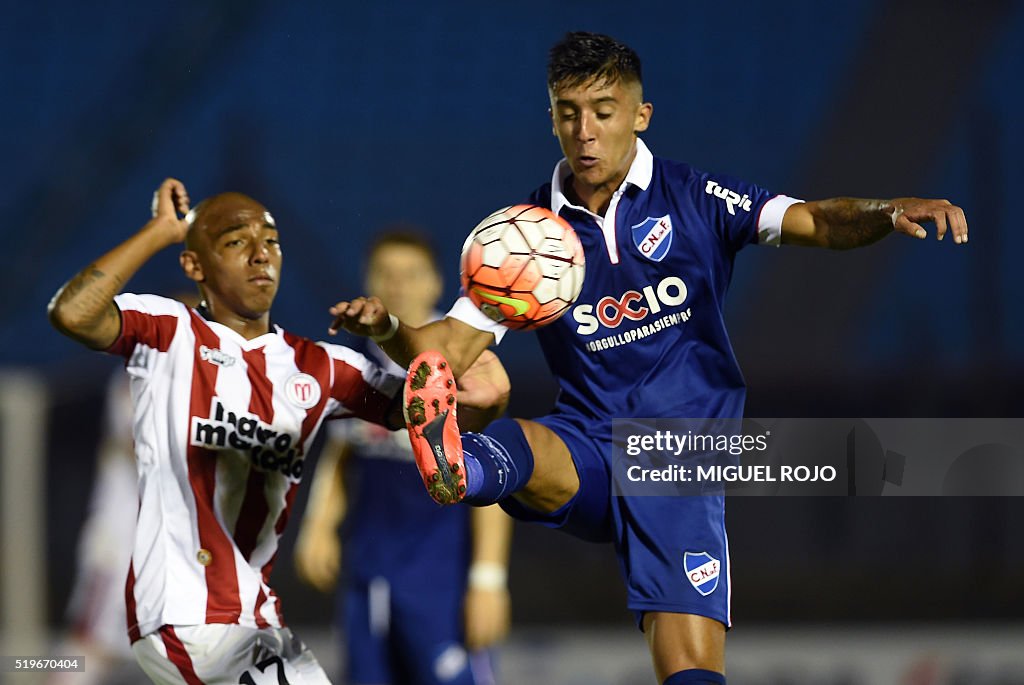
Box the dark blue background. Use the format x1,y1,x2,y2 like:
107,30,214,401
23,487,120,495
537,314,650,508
5,0,1024,625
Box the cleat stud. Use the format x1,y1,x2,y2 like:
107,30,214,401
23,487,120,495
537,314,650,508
431,473,439,482
438,361,447,369
429,482,453,504
458,484,466,494
446,379,454,387
451,462,460,472
446,394,455,405
406,397,427,426
410,362,431,391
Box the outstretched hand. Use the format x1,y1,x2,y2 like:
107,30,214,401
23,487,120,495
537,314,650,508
327,296,393,338
889,197,968,244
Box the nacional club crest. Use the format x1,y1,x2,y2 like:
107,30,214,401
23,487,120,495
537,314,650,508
683,551,721,596
631,215,674,262
285,373,321,409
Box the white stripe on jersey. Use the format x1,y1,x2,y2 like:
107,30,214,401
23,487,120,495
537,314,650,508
112,294,399,640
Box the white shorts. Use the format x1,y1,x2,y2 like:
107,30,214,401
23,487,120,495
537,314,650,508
131,624,331,684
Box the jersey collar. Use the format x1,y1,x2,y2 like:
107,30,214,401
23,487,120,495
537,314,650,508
550,137,654,219
195,302,284,348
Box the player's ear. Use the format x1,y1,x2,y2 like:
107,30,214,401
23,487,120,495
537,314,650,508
634,101,653,134
549,108,557,137
180,250,204,283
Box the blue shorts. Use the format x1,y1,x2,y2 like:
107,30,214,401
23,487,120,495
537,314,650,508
497,413,731,629
341,577,495,685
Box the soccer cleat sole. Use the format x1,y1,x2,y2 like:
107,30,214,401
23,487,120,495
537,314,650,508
404,353,465,504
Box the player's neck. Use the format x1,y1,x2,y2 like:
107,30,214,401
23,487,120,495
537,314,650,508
568,180,615,217
569,148,636,217
200,301,272,339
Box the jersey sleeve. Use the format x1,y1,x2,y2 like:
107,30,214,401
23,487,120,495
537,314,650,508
445,297,508,344
320,342,403,425
693,170,802,251
106,293,185,358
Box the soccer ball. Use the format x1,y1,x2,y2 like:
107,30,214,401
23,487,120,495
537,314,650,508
461,205,585,330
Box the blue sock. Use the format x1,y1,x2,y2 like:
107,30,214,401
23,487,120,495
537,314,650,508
462,418,534,505
663,669,725,685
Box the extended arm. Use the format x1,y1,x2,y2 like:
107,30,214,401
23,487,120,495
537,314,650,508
463,504,513,650
48,178,190,349
781,197,968,250
329,298,495,377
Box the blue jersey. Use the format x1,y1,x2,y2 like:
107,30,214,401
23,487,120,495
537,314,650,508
451,140,797,426
525,139,796,426
450,140,799,627
332,339,471,585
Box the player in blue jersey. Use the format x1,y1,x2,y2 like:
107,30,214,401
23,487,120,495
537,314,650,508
296,232,510,685
329,31,969,685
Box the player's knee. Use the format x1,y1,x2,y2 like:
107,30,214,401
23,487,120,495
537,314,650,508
662,668,726,685
508,419,579,511
482,417,529,447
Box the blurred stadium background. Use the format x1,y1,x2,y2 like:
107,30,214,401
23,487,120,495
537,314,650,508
2,0,1023,682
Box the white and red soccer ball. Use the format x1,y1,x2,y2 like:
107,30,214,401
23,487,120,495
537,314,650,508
460,205,585,330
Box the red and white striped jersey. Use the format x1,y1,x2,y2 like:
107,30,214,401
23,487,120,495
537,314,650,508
108,294,401,641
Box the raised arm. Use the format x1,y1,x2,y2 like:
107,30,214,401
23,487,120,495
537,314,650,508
780,197,968,250
329,297,495,377
48,178,190,349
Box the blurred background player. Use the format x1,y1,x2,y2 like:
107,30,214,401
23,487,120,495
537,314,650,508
46,179,510,684
47,370,145,685
295,231,511,685
332,31,969,685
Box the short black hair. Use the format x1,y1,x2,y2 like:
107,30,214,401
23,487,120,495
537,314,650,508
367,228,440,273
547,31,643,92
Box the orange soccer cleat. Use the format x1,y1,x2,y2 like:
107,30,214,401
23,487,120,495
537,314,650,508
403,351,465,504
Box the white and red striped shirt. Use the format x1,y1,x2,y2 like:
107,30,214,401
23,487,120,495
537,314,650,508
108,294,401,641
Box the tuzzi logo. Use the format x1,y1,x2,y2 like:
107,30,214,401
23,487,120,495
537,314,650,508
573,276,689,335
199,345,236,367
705,180,752,215
683,551,721,596
631,215,674,262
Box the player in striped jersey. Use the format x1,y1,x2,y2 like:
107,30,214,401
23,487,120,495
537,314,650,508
48,180,509,685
